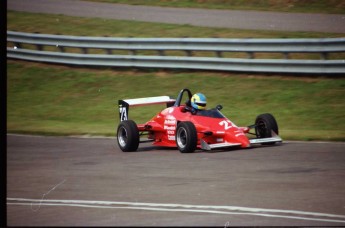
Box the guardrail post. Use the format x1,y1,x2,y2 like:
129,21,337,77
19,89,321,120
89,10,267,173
283,52,289,59
14,42,22,49
216,51,223,58
81,48,88,54
158,50,165,56
36,44,43,51
247,52,254,59
185,50,193,57
57,45,65,52
321,52,328,60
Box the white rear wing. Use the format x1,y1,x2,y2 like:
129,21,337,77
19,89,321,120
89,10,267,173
118,96,176,121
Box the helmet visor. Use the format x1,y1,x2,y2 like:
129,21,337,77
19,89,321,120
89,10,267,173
195,102,206,107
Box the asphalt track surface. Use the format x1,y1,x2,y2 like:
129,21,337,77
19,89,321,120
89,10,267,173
6,1,345,226
8,0,345,33
7,134,345,226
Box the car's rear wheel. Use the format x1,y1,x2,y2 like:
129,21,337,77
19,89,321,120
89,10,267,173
176,121,197,153
255,113,279,145
117,120,139,152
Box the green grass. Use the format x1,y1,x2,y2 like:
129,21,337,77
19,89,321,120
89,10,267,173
84,0,345,14
7,60,345,141
7,11,345,38
6,11,345,141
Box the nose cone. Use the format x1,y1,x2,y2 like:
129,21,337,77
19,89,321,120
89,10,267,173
225,129,250,148
237,135,251,148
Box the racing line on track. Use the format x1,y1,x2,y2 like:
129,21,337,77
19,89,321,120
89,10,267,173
7,198,345,224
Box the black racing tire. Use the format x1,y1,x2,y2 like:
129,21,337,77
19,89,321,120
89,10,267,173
117,120,139,152
255,113,279,144
176,121,197,153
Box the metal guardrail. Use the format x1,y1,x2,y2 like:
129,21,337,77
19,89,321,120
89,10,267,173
7,31,345,74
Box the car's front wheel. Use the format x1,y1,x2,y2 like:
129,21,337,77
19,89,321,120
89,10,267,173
255,113,279,145
117,120,139,152
176,121,197,153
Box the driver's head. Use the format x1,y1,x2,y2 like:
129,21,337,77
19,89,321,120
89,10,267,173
191,93,207,110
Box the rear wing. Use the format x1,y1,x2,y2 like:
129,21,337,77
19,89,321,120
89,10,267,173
118,96,176,121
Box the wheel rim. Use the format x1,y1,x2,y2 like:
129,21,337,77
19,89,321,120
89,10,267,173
257,120,268,138
176,127,187,149
118,126,128,147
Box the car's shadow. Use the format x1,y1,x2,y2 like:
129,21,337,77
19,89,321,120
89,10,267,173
114,141,282,154
136,143,282,154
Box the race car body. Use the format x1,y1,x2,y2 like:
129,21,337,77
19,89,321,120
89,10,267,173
117,88,282,153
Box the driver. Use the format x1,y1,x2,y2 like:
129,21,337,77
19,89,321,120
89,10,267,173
190,93,207,112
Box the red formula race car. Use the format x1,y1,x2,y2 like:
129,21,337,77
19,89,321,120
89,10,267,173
117,88,282,153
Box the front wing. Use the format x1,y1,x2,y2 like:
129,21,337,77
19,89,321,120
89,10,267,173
200,131,282,151
200,140,242,150
249,134,282,145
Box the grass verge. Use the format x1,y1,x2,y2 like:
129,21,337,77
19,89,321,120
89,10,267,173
7,60,345,141
7,11,345,38
7,10,345,141
84,0,345,14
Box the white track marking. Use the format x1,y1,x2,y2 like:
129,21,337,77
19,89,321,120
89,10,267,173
30,179,66,212
7,202,345,223
7,198,345,223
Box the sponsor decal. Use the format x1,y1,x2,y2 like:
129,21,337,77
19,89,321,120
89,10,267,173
164,115,176,141
164,119,177,125
161,107,173,115
164,126,176,130
234,130,245,137
168,135,176,140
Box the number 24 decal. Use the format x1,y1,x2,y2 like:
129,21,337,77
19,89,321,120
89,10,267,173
219,120,235,130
